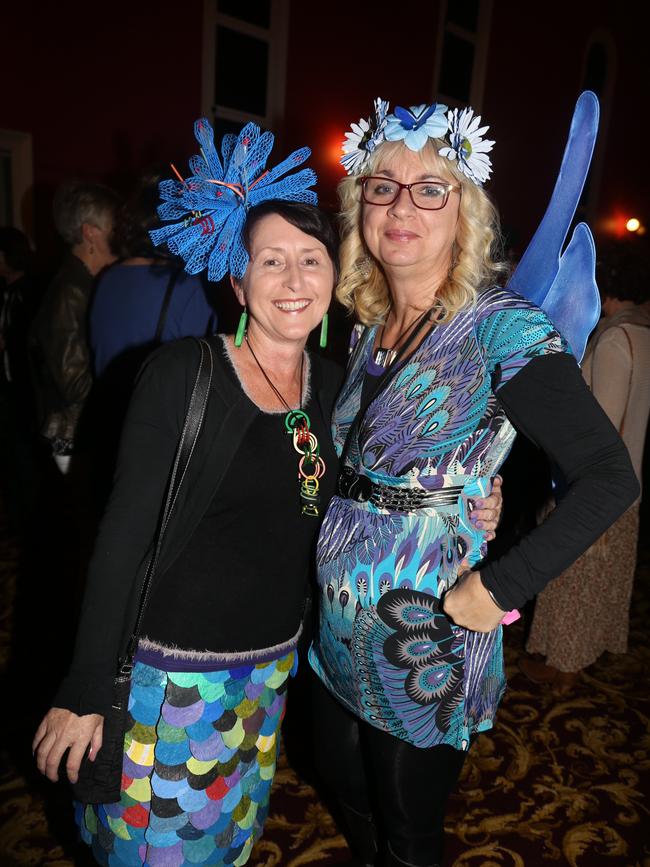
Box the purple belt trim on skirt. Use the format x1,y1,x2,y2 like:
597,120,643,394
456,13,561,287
135,625,303,673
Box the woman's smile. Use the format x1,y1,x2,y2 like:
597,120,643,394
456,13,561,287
273,298,313,312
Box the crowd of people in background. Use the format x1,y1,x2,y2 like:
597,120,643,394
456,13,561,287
0,175,218,530
0,174,219,719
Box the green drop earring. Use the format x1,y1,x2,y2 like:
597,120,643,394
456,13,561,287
319,312,329,349
234,308,248,347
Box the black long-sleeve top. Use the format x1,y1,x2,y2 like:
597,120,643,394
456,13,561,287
54,337,343,716
480,351,639,611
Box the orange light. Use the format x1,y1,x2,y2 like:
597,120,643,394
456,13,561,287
597,212,645,238
325,131,346,172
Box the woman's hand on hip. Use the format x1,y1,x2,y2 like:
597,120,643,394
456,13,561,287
32,708,104,784
470,475,503,541
442,570,504,632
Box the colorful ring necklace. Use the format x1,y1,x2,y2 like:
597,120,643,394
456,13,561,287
245,336,326,517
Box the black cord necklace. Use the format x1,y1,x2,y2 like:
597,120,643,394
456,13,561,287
245,334,303,411
373,308,431,368
245,335,326,517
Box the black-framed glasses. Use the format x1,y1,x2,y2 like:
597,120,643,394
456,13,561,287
360,176,461,211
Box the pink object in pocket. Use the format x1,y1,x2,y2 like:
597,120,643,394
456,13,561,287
501,609,521,626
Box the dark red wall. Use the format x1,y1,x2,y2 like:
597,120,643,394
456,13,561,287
3,2,204,258
484,0,647,250
3,1,646,261
283,0,646,251
282,1,443,210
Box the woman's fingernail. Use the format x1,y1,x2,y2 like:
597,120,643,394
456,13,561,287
476,521,484,529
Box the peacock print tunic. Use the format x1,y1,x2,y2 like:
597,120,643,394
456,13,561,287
309,286,566,750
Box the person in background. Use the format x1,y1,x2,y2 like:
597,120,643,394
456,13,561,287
88,169,217,505
521,238,650,691
30,181,120,474
0,226,39,530
90,168,216,381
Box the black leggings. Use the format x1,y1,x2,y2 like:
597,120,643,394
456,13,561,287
311,674,468,866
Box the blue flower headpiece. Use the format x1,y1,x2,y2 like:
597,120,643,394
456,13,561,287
341,98,495,186
150,118,318,280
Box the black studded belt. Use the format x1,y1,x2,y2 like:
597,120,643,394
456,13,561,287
337,466,462,512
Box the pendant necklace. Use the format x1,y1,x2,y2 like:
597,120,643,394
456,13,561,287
373,302,444,368
245,335,326,517
373,309,430,368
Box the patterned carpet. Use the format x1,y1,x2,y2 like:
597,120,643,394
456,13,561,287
1,513,648,866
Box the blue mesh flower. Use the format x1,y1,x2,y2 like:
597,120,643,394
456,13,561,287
150,118,318,281
384,103,449,151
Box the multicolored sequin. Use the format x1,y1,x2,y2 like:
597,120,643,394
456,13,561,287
76,650,296,866
309,287,565,750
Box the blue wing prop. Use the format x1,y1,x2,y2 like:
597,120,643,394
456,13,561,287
506,91,600,361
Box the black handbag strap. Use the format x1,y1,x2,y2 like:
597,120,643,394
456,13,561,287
154,269,180,344
121,337,214,668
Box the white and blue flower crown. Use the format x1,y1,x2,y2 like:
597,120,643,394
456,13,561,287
341,98,495,186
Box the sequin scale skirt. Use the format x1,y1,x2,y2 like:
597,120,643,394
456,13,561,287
76,648,297,866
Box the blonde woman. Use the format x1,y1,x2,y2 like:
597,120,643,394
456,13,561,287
308,99,638,867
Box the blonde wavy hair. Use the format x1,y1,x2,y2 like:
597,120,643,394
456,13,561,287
336,139,507,324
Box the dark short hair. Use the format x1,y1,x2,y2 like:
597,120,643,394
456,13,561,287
53,181,121,247
0,226,34,273
114,167,173,259
242,201,339,278
596,237,650,305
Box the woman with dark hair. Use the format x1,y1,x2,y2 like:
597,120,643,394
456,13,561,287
32,124,344,867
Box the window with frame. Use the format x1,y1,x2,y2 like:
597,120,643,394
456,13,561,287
433,0,493,109
202,0,289,143
0,130,33,236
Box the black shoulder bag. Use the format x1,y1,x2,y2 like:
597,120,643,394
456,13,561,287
72,337,214,804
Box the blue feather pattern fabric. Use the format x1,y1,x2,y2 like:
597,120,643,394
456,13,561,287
309,287,565,749
76,651,296,866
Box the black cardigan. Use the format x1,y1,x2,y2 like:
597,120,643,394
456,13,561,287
54,337,344,716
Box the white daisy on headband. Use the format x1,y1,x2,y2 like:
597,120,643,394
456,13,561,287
438,107,495,185
341,97,389,175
